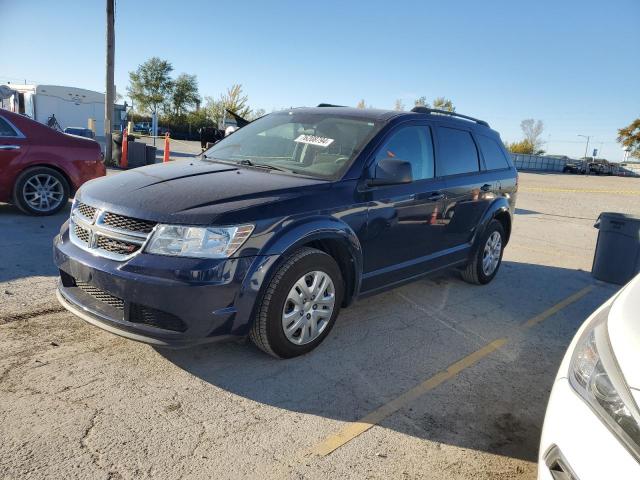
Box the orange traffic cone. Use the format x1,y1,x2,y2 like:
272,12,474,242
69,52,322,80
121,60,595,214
121,133,128,169
163,133,170,163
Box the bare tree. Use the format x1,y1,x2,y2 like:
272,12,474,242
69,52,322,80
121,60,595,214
414,96,428,107
356,99,366,109
205,84,252,125
432,97,455,112
394,99,405,111
520,119,545,152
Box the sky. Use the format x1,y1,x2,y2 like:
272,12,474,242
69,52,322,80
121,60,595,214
1,0,638,161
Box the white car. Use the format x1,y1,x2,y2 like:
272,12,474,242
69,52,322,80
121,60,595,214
539,274,640,479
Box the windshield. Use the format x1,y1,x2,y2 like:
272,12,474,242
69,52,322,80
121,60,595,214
202,111,382,179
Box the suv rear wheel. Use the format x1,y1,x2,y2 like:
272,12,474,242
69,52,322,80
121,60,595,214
13,167,69,216
250,247,344,358
461,219,505,285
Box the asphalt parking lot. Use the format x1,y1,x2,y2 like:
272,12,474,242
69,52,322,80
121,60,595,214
1,171,639,479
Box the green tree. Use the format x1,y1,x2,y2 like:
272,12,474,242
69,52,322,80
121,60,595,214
171,73,200,116
432,96,455,112
618,119,640,159
504,139,545,155
505,139,535,154
127,57,174,115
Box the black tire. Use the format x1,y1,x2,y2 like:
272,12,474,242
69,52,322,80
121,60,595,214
12,166,70,216
249,247,344,359
461,219,505,285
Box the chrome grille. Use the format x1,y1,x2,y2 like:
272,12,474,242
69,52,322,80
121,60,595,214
76,281,124,310
102,212,156,234
74,223,91,244
77,202,97,220
69,202,156,261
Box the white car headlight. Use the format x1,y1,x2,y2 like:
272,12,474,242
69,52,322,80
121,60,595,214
569,308,640,461
145,224,254,258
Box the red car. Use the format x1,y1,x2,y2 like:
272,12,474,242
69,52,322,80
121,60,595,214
0,109,105,215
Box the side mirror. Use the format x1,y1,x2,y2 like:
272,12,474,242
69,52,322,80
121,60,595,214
369,158,413,186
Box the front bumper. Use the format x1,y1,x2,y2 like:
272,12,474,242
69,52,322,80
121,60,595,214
54,222,279,347
538,378,640,479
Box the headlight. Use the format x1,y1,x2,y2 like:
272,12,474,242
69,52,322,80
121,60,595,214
569,308,640,461
145,224,254,258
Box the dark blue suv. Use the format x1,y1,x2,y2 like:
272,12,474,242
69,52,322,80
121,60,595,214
54,106,517,358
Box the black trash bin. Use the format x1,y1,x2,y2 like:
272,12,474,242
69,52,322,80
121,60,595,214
111,132,123,167
145,145,157,165
592,212,640,284
127,141,147,168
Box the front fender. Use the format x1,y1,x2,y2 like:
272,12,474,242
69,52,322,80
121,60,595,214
262,215,361,257
264,215,363,296
242,216,363,316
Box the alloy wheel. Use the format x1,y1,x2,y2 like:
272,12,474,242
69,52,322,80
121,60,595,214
482,231,502,276
22,174,65,213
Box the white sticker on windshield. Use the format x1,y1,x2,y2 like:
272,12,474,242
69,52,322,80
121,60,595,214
294,134,334,148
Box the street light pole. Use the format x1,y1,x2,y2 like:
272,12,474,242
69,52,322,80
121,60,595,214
577,134,591,159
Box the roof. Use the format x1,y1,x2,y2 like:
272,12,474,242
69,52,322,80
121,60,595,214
281,106,493,131
282,106,403,122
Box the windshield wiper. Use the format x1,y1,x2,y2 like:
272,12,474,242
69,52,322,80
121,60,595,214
235,159,293,173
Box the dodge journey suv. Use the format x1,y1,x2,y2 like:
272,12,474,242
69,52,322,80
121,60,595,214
54,105,517,358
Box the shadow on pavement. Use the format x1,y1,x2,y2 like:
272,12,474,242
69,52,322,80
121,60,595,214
0,202,70,282
158,261,616,463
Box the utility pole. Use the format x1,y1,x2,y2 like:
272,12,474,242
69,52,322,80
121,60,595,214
577,134,591,159
105,0,115,165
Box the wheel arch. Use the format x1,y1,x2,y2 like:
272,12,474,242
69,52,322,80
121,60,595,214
12,163,74,198
260,217,363,307
471,198,512,254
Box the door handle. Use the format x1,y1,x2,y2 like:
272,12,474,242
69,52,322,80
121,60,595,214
427,192,445,201
480,183,491,192
0,145,20,150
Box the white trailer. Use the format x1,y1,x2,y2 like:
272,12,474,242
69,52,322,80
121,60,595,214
0,84,125,137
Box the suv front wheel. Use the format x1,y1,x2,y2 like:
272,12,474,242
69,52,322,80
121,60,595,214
250,247,344,358
461,219,505,285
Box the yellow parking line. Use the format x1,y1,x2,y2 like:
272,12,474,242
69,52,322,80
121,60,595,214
310,338,507,456
307,284,595,457
522,285,593,329
521,187,640,196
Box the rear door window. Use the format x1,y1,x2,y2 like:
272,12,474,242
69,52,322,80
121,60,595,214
477,134,510,170
0,117,18,137
435,127,479,176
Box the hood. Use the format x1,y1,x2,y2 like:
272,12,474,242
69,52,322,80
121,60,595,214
607,274,640,396
77,159,328,224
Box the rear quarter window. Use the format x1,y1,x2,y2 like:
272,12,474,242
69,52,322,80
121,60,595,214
0,117,18,137
435,126,479,176
477,134,510,170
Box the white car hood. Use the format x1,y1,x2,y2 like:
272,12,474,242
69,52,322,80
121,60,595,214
607,274,640,398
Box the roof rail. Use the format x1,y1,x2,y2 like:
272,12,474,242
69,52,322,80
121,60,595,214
410,106,489,127
317,103,346,108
